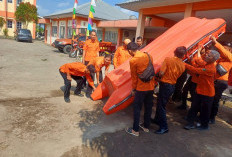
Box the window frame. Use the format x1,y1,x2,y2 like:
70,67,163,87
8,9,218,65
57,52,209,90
7,20,13,28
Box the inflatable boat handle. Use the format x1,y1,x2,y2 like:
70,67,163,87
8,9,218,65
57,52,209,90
184,32,224,62
108,94,133,111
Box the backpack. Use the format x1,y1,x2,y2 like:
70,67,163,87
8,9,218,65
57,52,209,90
138,52,155,82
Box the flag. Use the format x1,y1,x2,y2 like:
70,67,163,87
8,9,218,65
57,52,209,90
89,11,94,18
88,23,92,31
90,5,95,13
86,30,89,36
91,0,96,7
88,17,93,25
73,30,76,36
73,0,78,14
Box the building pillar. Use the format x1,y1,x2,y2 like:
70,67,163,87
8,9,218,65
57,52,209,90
57,20,59,39
184,3,196,18
50,21,52,45
117,28,123,48
65,19,68,38
44,24,47,43
102,28,105,41
135,10,146,39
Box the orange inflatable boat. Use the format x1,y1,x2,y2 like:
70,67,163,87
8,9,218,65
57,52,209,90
91,17,226,115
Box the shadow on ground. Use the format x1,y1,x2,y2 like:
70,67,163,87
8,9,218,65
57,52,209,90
61,97,232,157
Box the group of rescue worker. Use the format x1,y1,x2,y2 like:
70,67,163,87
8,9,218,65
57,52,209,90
59,31,232,136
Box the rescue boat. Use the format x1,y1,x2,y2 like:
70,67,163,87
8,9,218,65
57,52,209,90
91,17,226,115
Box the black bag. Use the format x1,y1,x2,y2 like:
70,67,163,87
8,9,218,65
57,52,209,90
216,64,228,76
138,52,155,82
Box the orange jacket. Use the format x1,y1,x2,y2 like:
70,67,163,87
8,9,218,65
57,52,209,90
215,42,232,81
190,57,207,83
88,56,110,72
60,62,94,88
113,46,131,68
185,63,216,97
83,39,100,61
160,57,185,85
129,51,155,91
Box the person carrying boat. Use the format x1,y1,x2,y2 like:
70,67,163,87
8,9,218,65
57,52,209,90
209,36,232,124
86,53,112,98
177,45,207,110
113,39,131,68
151,46,186,134
125,42,155,137
184,50,220,130
59,62,96,103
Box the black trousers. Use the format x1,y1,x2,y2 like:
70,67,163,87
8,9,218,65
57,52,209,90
59,70,84,98
181,76,197,106
154,82,175,129
187,94,214,127
210,80,228,120
133,90,154,132
172,71,187,102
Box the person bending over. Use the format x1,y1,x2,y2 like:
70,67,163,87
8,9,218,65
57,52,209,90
59,62,96,102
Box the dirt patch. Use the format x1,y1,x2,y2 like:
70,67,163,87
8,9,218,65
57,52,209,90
1,98,59,140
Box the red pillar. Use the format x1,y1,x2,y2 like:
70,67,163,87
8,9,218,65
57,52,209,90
117,28,123,48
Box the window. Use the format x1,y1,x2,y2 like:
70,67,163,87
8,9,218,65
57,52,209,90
17,0,22,5
7,20,13,28
59,26,65,39
8,0,12,3
17,22,22,30
105,31,118,44
52,26,57,37
67,27,73,38
97,30,103,41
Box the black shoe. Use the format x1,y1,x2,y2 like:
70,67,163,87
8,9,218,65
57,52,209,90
75,93,84,97
177,104,187,110
64,98,71,103
155,128,169,134
184,124,195,130
86,93,91,98
197,125,209,131
209,119,215,124
150,118,159,125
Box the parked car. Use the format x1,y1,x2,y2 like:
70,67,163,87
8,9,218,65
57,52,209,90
52,35,86,54
15,29,33,43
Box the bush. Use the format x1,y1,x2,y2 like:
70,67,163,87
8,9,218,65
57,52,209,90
3,28,8,37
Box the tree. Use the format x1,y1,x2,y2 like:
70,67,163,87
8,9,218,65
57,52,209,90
15,2,38,28
0,17,6,29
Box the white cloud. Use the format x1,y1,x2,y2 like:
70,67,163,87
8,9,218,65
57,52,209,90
57,2,70,8
37,5,50,16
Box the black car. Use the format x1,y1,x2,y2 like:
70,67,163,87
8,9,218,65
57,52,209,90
15,29,33,43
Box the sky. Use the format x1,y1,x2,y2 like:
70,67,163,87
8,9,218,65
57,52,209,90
37,0,138,17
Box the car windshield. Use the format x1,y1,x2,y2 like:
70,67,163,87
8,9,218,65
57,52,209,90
19,29,31,34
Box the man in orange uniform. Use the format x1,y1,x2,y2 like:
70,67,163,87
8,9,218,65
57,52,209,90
59,62,96,103
152,46,186,134
184,50,220,130
82,31,100,65
113,39,131,68
125,42,155,137
178,46,207,110
209,37,232,124
86,54,112,97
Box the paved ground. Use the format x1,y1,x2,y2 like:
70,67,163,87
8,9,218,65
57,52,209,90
0,39,232,157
